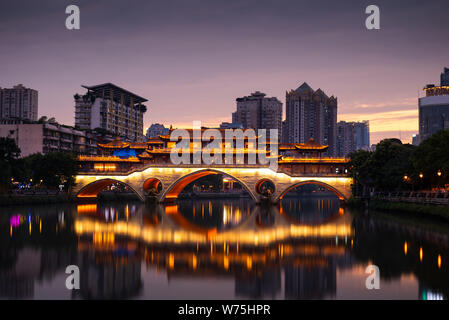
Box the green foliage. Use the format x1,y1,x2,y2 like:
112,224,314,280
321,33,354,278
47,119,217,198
23,152,78,189
349,139,415,193
411,129,449,188
370,139,415,191
0,138,21,192
349,130,449,193
0,137,21,161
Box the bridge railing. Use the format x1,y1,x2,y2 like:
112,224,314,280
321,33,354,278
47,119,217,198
373,191,449,205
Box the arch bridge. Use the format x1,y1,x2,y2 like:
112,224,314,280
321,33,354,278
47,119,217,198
73,164,352,204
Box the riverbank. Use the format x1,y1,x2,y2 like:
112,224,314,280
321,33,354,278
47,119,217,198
0,193,71,206
348,197,449,221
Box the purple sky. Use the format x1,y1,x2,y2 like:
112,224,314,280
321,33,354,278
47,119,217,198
1,0,448,144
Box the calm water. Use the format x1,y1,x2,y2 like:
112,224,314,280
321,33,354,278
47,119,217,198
0,195,448,300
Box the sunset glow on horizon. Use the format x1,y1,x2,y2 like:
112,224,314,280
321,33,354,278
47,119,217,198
1,0,448,144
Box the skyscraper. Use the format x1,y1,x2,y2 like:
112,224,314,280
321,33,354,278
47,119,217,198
419,68,449,143
284,83,337,156
232,91,282,134
0,84,38,122
75,83,148,142
336,121,370,157
441,67,449,86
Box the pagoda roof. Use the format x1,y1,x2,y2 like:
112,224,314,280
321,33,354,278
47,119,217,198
137,151,154,159
295,137,328,151
129,142,150,149
147,137,165,144
98,137,130,149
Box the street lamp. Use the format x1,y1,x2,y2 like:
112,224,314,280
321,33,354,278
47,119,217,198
419,173,424,179
437,170,442,190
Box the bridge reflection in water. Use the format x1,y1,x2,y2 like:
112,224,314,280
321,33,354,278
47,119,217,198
1,197,448,300
72,196,352,299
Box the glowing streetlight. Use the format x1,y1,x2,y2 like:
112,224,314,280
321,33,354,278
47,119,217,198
419,173,424,179
403,175,408,181
437,170,442,177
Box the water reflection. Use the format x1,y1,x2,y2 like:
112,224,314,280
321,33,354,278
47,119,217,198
0,196,448,300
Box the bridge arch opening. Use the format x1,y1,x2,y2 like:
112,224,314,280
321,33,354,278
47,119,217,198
278,181,345,225
277,180,346,202
255,179,276,197
76,178,144,201
143,178,163,195
161,169,257,202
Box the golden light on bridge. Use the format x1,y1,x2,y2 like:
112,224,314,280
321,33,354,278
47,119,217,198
74,166,353,203
94,163,117,172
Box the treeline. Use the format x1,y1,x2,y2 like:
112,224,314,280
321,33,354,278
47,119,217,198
0,137,78,193
349,130,449,195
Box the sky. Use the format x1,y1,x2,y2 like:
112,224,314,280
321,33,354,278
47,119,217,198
1,0,448,144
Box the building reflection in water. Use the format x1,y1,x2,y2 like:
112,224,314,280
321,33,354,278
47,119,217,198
0,196,448,300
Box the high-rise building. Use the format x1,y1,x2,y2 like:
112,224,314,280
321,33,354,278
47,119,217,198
441,67,449,86
75,83,148,142
284,83,337,157
419,68,449,143
0,84,38,122
146,123,170,138
336,121,370,157
232,91,282,134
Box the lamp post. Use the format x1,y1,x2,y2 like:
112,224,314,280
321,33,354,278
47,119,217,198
437,170,442,190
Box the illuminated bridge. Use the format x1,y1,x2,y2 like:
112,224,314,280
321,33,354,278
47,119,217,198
72,132,352,203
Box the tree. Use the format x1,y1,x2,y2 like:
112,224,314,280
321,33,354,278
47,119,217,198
348,139,416,194
348,149,373,196
23,152,78,190
0,138,21,192
368,139,415,191
0,137,21,161
412,129,449,188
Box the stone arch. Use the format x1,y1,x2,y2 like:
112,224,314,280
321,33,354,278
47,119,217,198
255,178,276,196
143,178,163,195
159,169,258,202
76,178,145,201
276,180,347,202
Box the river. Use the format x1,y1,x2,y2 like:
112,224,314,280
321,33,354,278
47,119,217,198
0,195,447,300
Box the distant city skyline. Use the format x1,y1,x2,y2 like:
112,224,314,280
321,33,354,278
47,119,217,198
1,0,449,144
